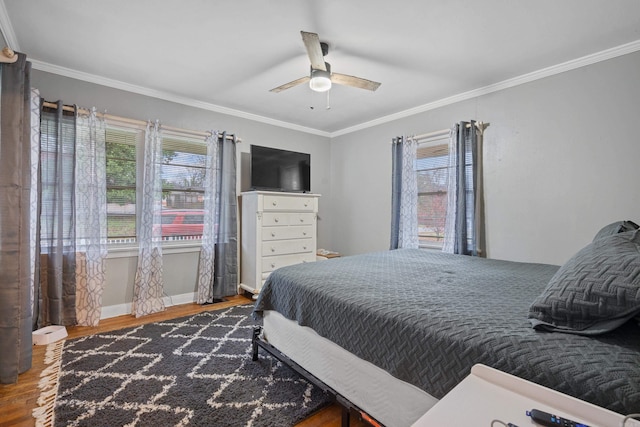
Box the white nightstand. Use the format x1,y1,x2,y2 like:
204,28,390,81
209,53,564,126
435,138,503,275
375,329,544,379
411,364,640,427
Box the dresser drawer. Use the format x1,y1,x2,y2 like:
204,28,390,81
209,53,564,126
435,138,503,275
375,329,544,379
261,252,316,274
262,238,313,257
262,212,315,226
263,195,316,212
262,225,314,241
240,191,319,296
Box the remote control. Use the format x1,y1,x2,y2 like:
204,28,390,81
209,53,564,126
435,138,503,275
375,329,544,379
526,409,589,427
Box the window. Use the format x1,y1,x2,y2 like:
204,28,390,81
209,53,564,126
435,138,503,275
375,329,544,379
416,140,449,248
39,108,76,249
105,127,208,244
106,128,140,244
160,136,207,241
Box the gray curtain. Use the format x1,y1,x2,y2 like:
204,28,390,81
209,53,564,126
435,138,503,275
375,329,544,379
0,53,33,383
390,135,419,250
37,102,78,326
390,136,402,249
197,132,238,302
443,121,485,256
213,133,238,298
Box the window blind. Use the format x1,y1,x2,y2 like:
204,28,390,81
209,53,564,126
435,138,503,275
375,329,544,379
416,140,449,247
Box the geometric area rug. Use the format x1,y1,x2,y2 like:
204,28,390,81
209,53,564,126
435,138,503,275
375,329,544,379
50,305,331,427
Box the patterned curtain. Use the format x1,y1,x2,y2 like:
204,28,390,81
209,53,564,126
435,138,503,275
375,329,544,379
132,121,165,317
390,136,419,249
0,53,34,383
196,132,238,303
443,121,485,256
75,108,108,326
196,132,219,303
29,89,40,329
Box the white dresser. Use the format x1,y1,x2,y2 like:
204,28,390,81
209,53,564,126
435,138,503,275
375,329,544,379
239,191,319,296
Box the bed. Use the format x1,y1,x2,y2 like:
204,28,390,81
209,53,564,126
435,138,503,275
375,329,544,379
252,242,640,426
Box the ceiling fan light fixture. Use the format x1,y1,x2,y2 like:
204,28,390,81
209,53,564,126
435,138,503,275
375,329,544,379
270,32,381,94
309,68,331,92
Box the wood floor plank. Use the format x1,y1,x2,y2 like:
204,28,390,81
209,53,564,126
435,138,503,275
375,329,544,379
0,295,351,427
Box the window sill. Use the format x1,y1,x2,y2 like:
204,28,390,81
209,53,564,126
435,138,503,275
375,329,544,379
419,245,443,252
107,241,202,259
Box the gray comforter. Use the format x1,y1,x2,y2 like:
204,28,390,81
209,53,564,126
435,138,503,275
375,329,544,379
253,249,640,415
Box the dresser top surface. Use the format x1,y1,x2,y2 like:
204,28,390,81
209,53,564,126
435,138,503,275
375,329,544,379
241,191,321,198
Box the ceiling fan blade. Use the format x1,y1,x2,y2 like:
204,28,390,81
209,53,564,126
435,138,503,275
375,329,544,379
331,73,381,91
301,31,327,71
270,76,310,93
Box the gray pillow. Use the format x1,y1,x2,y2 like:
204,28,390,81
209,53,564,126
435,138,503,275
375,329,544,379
529,229,640,335
593,220,639,242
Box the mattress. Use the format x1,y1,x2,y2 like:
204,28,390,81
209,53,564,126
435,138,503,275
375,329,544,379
253,249,640,416
262,309,438,427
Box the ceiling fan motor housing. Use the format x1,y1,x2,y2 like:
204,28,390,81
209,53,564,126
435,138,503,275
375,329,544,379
310,63,332,92
312,62,331,74
320,42,329,57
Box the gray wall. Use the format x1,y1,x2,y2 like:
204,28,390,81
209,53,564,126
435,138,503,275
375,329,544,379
31,70,332,310
330,51,640,266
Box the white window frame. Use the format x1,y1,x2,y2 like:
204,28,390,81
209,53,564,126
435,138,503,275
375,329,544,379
105,122,208,257
416,136,450,250
159,132,209,244
105,125,142,247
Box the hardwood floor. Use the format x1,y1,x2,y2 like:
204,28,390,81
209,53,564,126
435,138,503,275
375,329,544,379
0,295,359,427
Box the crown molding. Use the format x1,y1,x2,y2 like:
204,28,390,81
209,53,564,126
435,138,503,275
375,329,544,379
30,59,332,138
21,33,640,140
330,39,640,137
0,0,19,51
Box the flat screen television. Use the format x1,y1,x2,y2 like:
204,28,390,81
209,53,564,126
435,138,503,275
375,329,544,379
250,145,310,193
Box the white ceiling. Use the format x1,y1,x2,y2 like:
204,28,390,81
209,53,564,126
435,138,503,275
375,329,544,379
2,0,640,136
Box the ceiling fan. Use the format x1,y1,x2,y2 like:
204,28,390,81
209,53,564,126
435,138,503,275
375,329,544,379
270,31,381,94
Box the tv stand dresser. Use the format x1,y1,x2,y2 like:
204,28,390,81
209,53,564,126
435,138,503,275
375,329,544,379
239,191,320,297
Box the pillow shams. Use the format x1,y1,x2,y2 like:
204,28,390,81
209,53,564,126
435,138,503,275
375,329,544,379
529,229,640,335
592,220,639,242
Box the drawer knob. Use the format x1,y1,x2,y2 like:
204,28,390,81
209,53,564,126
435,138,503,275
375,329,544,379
271,232,276,237
304,202,309,207
271,247,276,252
299,218,304,223
272,201,277,206
302,231,307,236
303,246,307,250
274,218,279,223
271,263,276,268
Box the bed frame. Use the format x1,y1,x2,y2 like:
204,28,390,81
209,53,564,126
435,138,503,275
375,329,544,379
252,326,383,427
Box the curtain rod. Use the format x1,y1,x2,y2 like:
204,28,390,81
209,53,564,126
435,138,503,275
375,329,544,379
41,101,241,142
410,121,490,142
0,46,17,64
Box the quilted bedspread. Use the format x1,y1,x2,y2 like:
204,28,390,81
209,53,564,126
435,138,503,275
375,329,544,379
253,249,640,415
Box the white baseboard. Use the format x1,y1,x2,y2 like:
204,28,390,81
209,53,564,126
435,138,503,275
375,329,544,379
100,292,197,319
